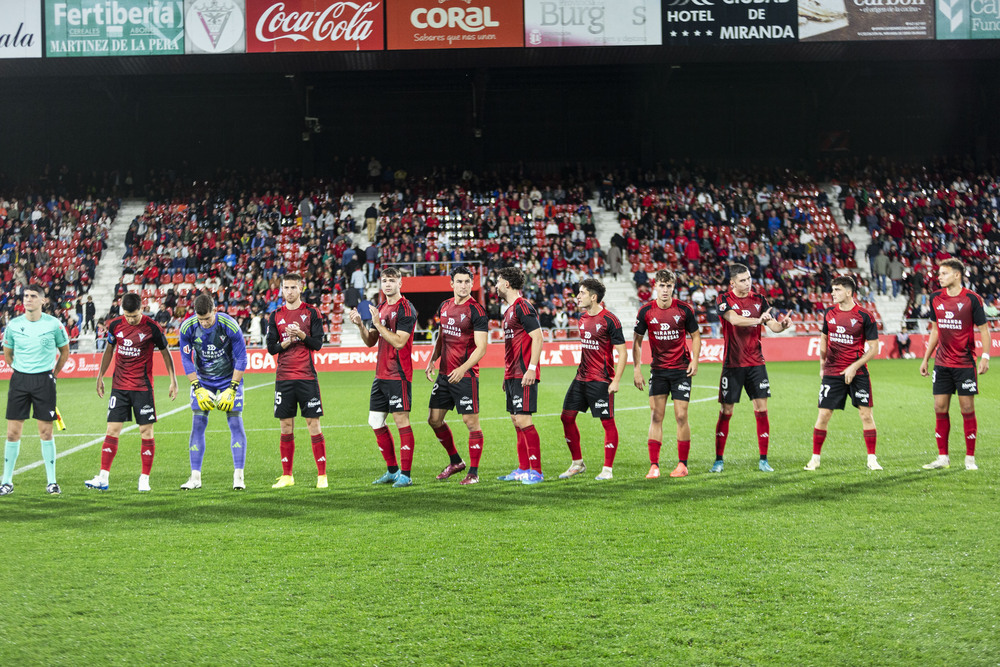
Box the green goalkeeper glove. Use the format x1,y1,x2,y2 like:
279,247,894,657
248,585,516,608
191,381,216,412
215,381,240,412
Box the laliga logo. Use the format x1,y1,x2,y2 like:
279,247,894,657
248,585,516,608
411,0,499,32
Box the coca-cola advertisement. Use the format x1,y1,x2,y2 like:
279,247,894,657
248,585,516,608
245,0,384,52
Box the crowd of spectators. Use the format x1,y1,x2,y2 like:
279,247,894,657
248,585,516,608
604,166,878,333
831,156,1000,328
0,191,116,347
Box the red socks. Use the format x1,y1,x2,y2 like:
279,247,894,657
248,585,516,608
523,425,541,472
101,436,118,472
935,413,951,455
311,433,326,475
963,412,977,456
755,411,770,457
715,412,732,458
432,424,457,456
648,439,662,465
813,428,827,455
601,419,618,467
863,429,877,455
561,411,582,460
468,431,484,468
280,433,294,475
140,438,155,475
375,427,397,468
515,427,529,470
399,426,415,473
677,439,690,464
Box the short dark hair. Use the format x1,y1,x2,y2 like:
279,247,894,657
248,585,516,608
194,293,215,316
24,283,46,297
654,269,676,285
831,276,857,295
579,278,605,303
381,266,401,280
498,266,525,291
282,273,302,284
940,258,965,276
122,292,141,313
729,263,750,280
451,265,474,281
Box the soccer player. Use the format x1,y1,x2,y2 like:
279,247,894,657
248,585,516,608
919,259,991,470
2,284,70,496
177,293,249,490
495,267,544,485
805,276,882,471
87,292,178,492
267,273,329,489
633,270,701,479
348,267,418,488
425,266,489,485
713,263,791,473
559,278,626,480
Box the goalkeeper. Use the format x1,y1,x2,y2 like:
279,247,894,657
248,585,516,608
178,293,249,490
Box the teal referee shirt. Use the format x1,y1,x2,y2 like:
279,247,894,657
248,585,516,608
2,314,70,373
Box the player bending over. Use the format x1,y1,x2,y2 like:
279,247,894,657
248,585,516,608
178,293,250,490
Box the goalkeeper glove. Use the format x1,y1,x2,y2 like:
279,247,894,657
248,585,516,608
191,380,216,411
215,380,240,412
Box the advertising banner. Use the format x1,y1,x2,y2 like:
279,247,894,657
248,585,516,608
798,0,934,41
7,334,987,380
185,0,246,52
246,0,384,51
664,0,796,45
936,0,1000,38
45,0,185,57
0,0,42,58
524,0,661,47
386,0,523,50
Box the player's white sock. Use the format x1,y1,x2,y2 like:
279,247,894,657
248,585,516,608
233,469,245,489
98,470,109,483
965,455,978,471
804,455,821,471
138,474,151,492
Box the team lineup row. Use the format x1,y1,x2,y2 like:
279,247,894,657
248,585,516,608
1,260,991,495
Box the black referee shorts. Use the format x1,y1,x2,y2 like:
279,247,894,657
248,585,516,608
6,370,58,421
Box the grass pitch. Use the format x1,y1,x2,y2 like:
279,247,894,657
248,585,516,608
1,360,998,665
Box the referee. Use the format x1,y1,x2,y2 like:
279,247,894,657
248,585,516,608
2,284,70,496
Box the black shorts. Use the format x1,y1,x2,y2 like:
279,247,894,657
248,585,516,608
5,371,57,421
107,389,157,424
370,378,412,413
274,379,324,419
428,375,479,414
504,378,538,415
649,369,693,402
819,374,874,410
932,365,979,396
719,365,771,404
563,379,614,419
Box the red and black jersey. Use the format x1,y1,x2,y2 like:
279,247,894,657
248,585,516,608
930,288,987,368
577,308,625,383
821,304,878,375
266,303,325,381
503,297,540,380
716,290,768,368
436,297,489,378
106,315,167,391
374,298,416,382
634,299,699,371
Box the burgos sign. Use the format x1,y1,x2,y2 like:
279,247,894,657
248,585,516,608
387,0,524,49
